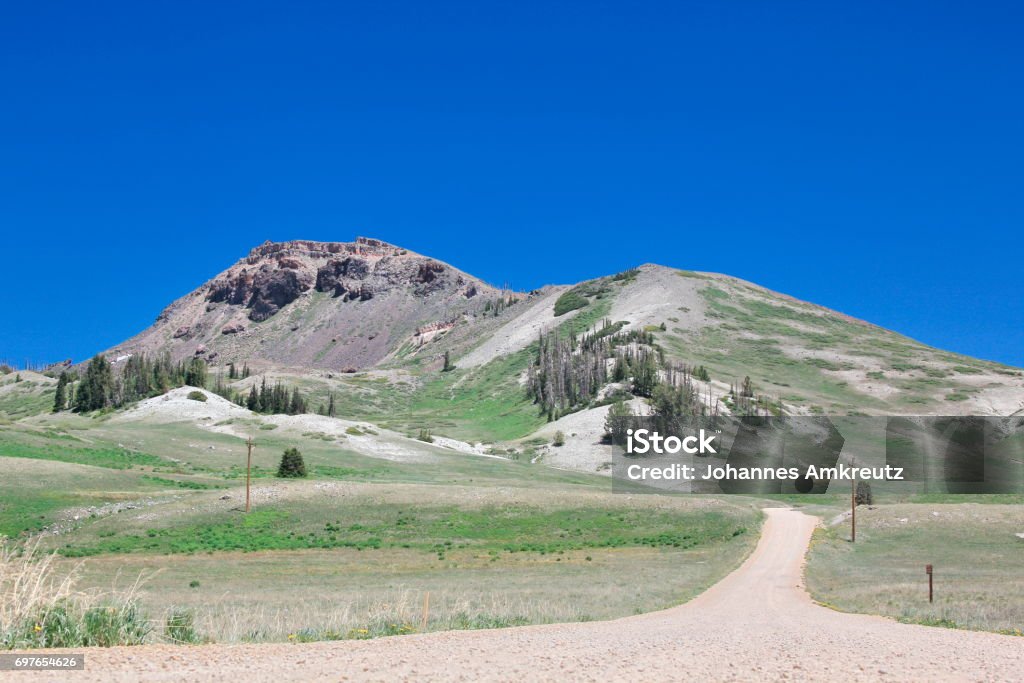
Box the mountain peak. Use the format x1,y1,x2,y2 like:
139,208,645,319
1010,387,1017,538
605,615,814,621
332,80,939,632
244,237,408,263
113,236,502,371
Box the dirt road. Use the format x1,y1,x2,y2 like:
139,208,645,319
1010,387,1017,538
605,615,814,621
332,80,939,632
8,508,1023,682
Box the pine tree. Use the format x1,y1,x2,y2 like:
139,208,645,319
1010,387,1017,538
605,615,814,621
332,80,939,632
185,358,207,388
603,400,633,444
276,447,307,478
73,355,115,412
53,371,69,412
289,387,304,415
228,362,237,380
246,385,259,411
442,351,454,372
327,392,336,418
258,377,269,412
631,352,658,397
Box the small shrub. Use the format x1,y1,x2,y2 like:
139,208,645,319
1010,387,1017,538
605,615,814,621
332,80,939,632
164,609,201,644
276,447,307,478
188,580,200,589
345,426,363,436
553,291,589,316
416,429,434,443
552,431,566,447
186,390,207,402
12,601,151,648
855,480,873,506
442,351,455,372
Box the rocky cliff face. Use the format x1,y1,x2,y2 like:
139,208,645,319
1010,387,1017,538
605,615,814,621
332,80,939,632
201,238,480,323
115,238,506,370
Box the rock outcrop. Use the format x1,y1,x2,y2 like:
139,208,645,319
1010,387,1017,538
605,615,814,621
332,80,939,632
107,237,504,371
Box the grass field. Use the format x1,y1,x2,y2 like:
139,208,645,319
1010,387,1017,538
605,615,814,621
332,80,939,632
805,502,1024,635
0,410,763,645
58,489,760,643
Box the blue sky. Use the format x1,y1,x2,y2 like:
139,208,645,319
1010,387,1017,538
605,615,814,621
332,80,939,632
1,1,1022,367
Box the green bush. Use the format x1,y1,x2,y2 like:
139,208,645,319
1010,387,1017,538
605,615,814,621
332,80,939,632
164,608,201,644
187,390,207,402
276,447,307,478
553,291,589,316
855,481,873,506
416,428,434,443
552,431,566,447
8,601,151,648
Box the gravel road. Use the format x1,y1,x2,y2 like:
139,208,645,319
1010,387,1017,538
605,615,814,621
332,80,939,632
8,508,1023,682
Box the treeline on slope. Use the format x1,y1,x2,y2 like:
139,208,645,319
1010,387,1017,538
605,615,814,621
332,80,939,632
53,353,311,416
53,353,210,412
526,319,711,421
526,318,780,425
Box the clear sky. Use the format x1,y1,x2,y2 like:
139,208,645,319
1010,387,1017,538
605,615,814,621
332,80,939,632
1,2,1022,367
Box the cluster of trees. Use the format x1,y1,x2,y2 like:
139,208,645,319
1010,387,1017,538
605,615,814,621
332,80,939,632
227,362,252,380
526,319,662,419
55,353,313,417
316,392,338,418
528,317,786,438
481,291,519,317
244,378,308,415
54,353,210,413
724,375,782,417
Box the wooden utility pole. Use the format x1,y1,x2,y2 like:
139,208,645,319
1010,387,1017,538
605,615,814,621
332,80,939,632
245,436,254,513
851,476,856,542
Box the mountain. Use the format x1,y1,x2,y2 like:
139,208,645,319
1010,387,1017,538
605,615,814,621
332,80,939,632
95,237,1023,446
111,237,516,372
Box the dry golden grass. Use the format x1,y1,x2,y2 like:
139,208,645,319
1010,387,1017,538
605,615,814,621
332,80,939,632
805,503,1024,634
0,538,80,634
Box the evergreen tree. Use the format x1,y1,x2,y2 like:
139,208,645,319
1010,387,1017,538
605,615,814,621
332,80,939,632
289,387,305,415
258,377,270,413
52,371,69,412
276,447,307,478
73,355,115,412
442,351,454,372
228,362,237,380
631,351,658,397
603,400,633,444
246,385,259,411
185,358,207,388
327,392,336,418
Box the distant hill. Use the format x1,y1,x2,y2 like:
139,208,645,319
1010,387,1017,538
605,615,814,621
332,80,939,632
99,237,1023,426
